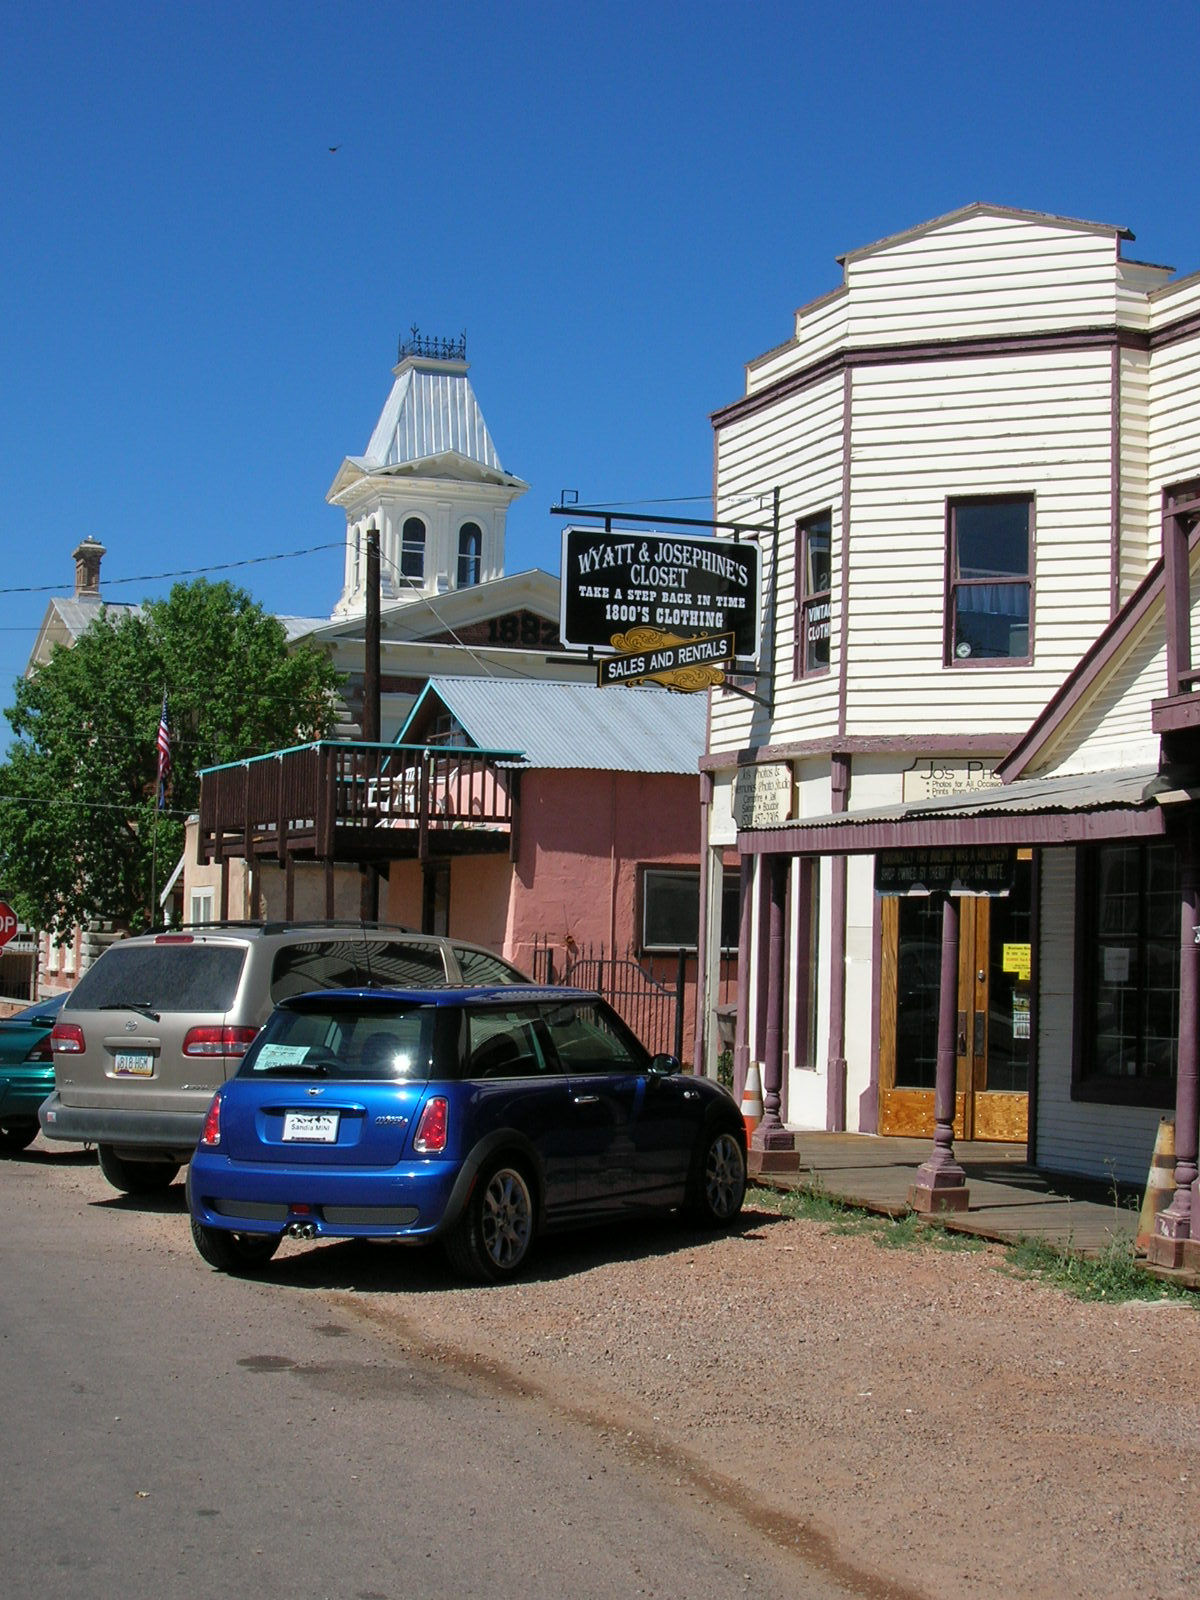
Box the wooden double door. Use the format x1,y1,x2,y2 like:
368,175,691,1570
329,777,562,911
878,857,1032,1142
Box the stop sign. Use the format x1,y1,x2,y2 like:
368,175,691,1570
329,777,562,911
0,902,17,949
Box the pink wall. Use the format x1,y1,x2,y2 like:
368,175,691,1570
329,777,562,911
380,769,714,1061
505,769,700,966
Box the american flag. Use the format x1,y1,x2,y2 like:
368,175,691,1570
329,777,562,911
156,692,171,809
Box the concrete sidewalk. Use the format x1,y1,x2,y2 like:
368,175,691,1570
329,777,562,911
749,1133,1143,1256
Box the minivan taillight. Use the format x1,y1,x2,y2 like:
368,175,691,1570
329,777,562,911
51,1022,85,1054
412,1096,449,1154
199,1094,221,1147
182,1026,259,1059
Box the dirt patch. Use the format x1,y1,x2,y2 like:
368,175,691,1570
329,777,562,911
331,1204,1200,1600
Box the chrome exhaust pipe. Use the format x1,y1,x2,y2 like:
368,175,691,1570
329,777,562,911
285,1220,317,1240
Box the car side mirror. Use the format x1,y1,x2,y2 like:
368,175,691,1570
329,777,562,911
648,1053,681,1078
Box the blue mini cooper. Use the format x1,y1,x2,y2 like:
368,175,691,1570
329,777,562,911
187,986,747,1281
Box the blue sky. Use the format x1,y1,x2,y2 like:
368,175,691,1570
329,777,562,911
3,0,1200,749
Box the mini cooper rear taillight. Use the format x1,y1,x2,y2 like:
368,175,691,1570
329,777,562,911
182,1026,259,1059
199,1094,222,1147
412,1096,448,1154
51,1022,85,1053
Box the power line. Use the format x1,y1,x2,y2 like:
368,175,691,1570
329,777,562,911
0,542,344,597
0,791,191,817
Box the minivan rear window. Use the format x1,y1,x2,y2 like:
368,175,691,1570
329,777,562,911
270,940,449,1001
66,944,247,1013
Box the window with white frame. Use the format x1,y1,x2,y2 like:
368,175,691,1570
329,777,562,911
189,888,215,926
400,517,426,581
457,522,482,587
946,496,1032,664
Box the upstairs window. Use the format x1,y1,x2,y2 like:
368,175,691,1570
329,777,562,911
795,512,831,677
401,517,426,581
457,522,482,587
946,496,1032,665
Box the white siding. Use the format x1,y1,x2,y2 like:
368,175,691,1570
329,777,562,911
1147,330,1200,492
1035,849,1163,1184
710,371,844,755
745,290,849,395
844,213,1120,344
1119,346,1154,601
843,349,1115,734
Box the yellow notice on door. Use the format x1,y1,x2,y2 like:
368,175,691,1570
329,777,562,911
1002,942,1031,981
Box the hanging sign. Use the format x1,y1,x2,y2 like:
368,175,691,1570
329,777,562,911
560,526,761,691
598,631,735,689
875,846,1016,897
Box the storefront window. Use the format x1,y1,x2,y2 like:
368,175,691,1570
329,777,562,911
1079,842,1178,1101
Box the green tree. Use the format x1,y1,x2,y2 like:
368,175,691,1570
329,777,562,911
0,579,343,936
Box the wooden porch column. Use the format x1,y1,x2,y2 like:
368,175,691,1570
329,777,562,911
753,855,794,1155
733,854,754,1107
826,755,850,1130
909,893,969,1213
1149,818,1200,1269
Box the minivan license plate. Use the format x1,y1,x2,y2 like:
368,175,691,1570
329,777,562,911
282,1111,339,1143
113,1052,153,1076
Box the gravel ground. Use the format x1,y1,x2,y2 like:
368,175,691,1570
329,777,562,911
36,1140,1200,1600
323,1195,1200,1600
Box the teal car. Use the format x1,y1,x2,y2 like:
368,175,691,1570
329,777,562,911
0,993,67,1153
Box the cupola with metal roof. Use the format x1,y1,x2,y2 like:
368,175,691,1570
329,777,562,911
328,329,529,617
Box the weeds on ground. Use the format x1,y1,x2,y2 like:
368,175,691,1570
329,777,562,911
749,1180,1194,1304
999,1233,1193,1304
747,1181,984,1253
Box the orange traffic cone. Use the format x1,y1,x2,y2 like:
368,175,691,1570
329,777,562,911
1136,1117,1176,1254
740,1063,763,1140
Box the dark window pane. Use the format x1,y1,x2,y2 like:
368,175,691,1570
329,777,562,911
401,517,426,578
643,870,699,950
68,944,246,1012
1085,843,1178,1085
953,582,1030,660
955,500,1030,579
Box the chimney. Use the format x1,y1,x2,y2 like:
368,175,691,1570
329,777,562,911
73,538,106,598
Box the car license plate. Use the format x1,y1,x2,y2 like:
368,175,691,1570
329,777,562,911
282,1110,340,1143
113,1052,153,1077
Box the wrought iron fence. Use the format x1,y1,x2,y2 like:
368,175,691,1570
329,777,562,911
530,938,686,1058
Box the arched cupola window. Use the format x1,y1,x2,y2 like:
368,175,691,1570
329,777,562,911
401,516,426,581
457,521,482,587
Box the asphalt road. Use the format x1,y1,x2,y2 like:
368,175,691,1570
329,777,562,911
0,1141,858,1600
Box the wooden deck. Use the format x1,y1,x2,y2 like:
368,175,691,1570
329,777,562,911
750,1133,1145,1257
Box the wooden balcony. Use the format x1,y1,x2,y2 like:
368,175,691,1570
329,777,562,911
197,741,521,867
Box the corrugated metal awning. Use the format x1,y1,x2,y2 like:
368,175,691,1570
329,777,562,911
739,765,1180,856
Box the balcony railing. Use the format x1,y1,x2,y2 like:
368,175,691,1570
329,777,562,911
197,741,522,866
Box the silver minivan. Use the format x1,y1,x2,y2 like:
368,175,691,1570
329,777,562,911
40,923,530,1193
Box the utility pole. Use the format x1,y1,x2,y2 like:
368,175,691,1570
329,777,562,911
361,523,381,922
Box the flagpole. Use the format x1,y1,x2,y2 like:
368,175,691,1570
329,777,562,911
151,688,170,928
150,809,159,927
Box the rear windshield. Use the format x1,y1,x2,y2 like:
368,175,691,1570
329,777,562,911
242,1002,461,1083
270,939,449,1002
66,943,247,1013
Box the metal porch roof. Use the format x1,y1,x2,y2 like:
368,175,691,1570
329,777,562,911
404,677,707,775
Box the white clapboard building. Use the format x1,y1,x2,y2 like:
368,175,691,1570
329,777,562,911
701,203,1200,1205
